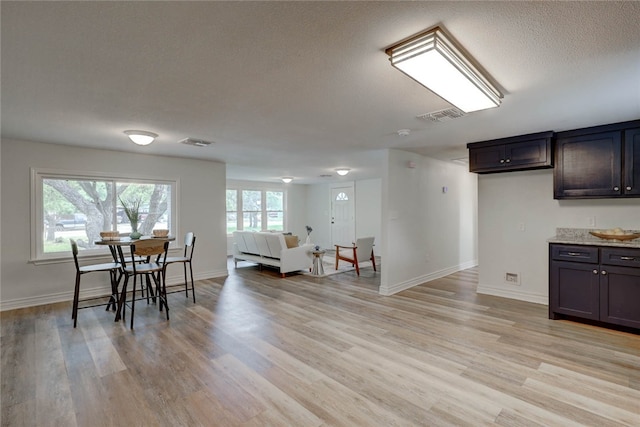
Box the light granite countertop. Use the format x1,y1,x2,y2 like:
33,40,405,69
548,228,640,248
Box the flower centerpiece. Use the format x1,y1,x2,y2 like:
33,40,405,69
305,225,313,244
119,196,143,239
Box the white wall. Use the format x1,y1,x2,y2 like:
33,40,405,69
477,169,640,304
355,179,382,256
380,149,478,295
1,138,229,311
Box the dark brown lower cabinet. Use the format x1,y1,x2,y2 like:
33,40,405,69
549,244,640,330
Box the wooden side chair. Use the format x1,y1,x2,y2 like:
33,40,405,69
335,236,377,276
70,239,121,328
160,232,196,303
116,239,169,330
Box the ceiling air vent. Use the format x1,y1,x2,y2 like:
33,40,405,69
417,107,466,123
178,138,213,147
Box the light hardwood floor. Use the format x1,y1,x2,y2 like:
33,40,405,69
2,260,639,426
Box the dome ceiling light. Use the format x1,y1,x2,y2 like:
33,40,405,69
124,130,158,146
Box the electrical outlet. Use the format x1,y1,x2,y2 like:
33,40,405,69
587,216,596,227
518,222,526,232
505,272,520,285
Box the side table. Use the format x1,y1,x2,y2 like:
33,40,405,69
311,250,326,276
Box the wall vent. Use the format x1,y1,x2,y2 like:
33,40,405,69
417,107,466,123
179,138,213,147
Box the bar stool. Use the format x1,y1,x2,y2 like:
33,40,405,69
70,239,121,328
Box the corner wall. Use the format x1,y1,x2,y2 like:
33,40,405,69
380,149,478,295
1,138,229,311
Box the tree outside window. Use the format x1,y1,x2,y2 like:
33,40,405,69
42,177,171,254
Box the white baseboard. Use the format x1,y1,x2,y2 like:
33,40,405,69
379,260,478,296
476,284,548,305
0,268,229,312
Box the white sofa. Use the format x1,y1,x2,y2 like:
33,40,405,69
232,231,314,276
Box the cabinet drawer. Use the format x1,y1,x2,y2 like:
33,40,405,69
551,245,599,263
601,248,640,267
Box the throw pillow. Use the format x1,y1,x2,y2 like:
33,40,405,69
284,235,299,248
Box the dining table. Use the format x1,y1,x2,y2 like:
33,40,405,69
94,235,175,322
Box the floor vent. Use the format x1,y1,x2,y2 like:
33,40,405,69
417,107,466,123
179,138,213,147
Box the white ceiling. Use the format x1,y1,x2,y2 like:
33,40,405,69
2,1,639,184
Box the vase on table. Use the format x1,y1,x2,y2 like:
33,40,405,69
129,222,142,240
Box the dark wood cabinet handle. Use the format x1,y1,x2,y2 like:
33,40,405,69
505,158,511,163
567,252,582,256
613,186,620,191
620,256,635,261
592,269,598,274
626,186,632,191
601,270,607,275
499,159,505,164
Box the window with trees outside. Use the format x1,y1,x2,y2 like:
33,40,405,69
226,188,284,234
33,169,176,260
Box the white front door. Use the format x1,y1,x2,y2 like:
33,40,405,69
331,186,355,247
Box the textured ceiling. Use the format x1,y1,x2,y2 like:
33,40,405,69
2,1,639,183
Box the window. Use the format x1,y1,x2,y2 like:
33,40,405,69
32,169,176,260
226,188,285,233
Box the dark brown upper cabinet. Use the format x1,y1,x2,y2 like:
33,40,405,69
467,131,554,174
554,120,640,199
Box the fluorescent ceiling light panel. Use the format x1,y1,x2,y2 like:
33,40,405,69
387,27,502,113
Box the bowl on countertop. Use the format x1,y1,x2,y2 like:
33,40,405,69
589,230,640,241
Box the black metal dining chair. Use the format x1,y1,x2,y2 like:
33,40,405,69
116,239,169,329
160,232,196,302
70,239,121,328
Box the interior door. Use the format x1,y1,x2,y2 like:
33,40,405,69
331,187,355,247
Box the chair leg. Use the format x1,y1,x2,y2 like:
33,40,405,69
116,275,129,323
107,269,119,311
72,272,81,327
157,269,169,320
130,276,137,329
335,248,340,271
353,249,360,276
189,262,195,303
183,263,189,298
370,250,377,272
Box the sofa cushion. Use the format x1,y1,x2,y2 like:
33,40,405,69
254,233,272,258
284,235,299,248
263,233,285,258
241,232,260,255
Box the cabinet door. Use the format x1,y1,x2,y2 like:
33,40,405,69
600,265,640,329
550,261,600,320
504,138,552,169
624,127,640,196
468,145,505,173
554,131,622,199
